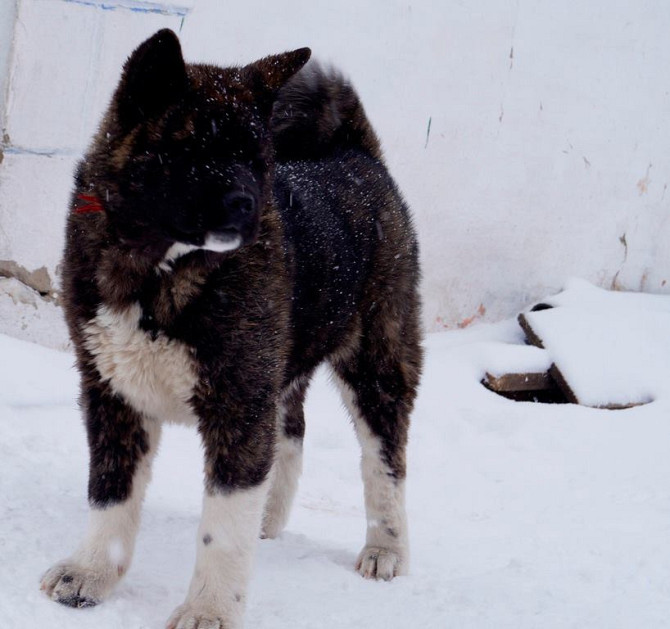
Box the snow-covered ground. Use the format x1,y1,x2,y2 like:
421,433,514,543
2,316,670,628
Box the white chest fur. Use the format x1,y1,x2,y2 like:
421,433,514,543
83,303,199,425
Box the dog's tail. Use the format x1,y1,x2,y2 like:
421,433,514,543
271,62,383,162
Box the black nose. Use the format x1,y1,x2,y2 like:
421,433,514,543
223,191,256,221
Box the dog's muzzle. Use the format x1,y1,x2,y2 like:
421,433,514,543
207,190,259,247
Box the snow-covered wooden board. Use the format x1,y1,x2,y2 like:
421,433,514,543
519,280,670,408
475,337,564,403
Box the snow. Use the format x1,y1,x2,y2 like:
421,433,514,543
521,279,670,407
0,278,70,351
3,315,670,628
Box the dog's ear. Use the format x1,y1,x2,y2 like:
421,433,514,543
114,29,188,130
243,48,311,113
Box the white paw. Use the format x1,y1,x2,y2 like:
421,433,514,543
355,546,406,581
167,601,241,629
259,512,283,539
40,560,120,608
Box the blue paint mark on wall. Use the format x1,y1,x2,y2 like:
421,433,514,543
63,0,191,17
3,146,80,157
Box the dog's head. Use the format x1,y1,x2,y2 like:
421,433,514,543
88,30,310,260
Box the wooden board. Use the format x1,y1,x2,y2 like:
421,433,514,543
482,370,568,404
484,371,554,392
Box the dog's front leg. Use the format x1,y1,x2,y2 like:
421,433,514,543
167,404,274,629
41,386,160,607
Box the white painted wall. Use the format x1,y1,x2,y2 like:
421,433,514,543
1,0,669,347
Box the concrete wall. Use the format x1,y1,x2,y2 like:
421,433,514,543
1,0,669,348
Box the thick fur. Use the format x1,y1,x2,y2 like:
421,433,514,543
42,29,422,628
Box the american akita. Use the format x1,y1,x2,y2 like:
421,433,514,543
41,29,422,629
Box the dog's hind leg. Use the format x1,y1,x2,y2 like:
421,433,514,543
261,374,310,539
41,389,161,607
330,303,422,580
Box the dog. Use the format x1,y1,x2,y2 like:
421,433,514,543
41,29,422,629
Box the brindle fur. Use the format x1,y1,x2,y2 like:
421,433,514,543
49,28,422,625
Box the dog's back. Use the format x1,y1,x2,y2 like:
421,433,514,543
271,65,421,383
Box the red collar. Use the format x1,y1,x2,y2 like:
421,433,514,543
74,193,104,215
